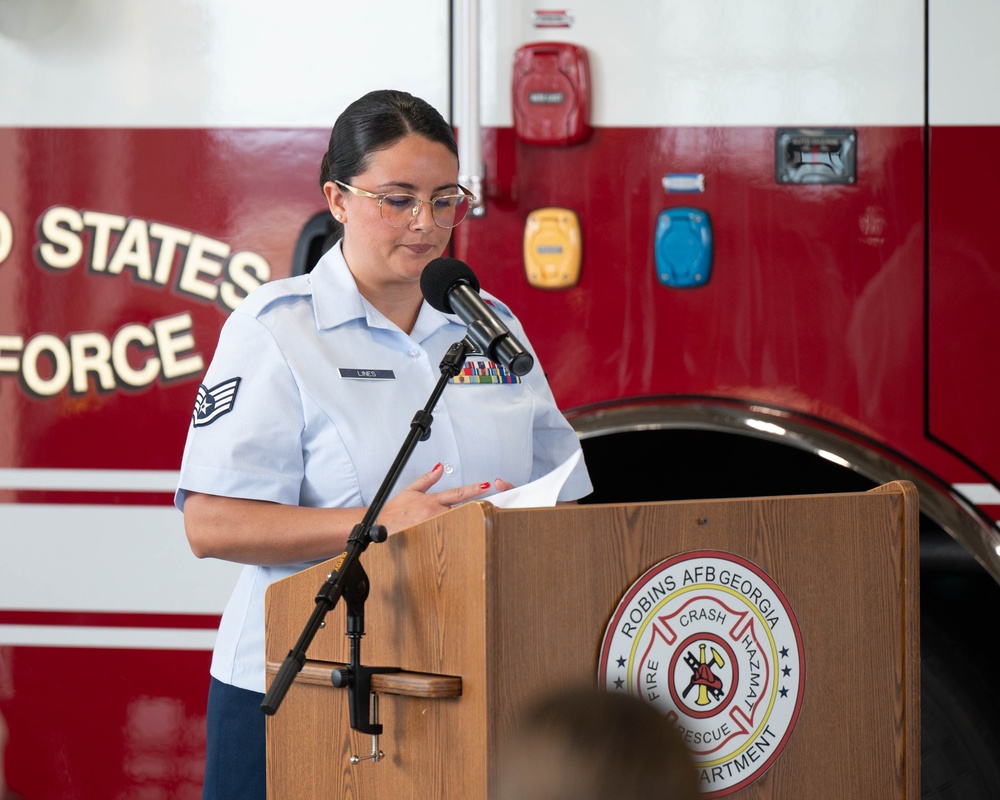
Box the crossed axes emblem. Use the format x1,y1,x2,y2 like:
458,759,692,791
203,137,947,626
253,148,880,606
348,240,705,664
682,643,726,706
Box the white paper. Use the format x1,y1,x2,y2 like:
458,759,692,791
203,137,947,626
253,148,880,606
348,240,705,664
483,450,582,509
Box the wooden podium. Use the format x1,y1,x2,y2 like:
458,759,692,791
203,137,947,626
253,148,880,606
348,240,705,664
264,482,919,799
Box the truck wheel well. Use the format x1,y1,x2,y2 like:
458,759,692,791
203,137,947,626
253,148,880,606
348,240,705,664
576,425,1000,799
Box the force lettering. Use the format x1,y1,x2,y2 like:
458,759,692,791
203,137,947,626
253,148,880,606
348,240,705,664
0,313,203,397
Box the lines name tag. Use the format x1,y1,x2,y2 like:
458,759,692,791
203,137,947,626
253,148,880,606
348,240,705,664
338,368,395,380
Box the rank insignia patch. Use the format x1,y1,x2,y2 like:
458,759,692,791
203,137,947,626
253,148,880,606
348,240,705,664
192,377,242,427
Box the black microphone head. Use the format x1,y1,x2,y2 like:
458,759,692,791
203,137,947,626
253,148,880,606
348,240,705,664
420,257,481,313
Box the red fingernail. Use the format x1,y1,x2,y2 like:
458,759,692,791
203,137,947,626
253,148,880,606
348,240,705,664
433,463,442,471
479,482,491,490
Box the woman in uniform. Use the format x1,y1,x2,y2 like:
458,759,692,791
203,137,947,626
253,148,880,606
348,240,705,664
175,89,592,799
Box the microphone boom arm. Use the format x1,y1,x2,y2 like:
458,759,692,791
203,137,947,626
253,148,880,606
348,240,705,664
260,338,474,724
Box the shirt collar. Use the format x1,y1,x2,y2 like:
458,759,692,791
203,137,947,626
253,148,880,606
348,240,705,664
311,241,367,330
310,240,454,343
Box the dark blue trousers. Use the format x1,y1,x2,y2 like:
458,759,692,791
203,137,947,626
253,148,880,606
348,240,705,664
202,677,266,800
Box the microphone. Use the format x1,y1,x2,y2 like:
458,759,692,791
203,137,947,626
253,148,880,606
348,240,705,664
420,258,534,376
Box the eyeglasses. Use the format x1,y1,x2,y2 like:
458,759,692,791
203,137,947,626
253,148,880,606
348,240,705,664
334,181,476,229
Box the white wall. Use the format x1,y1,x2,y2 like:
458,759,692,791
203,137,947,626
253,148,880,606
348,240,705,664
0,0,452,127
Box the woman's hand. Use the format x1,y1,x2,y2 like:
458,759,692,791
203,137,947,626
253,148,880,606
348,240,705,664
183,465,515,566
379,463,513,532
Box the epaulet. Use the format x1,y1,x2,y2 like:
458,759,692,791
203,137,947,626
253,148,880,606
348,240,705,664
233,274,313,319
479,289,516,319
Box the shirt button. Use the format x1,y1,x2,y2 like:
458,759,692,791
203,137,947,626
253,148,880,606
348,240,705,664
443,463,455,474
408,349,421,360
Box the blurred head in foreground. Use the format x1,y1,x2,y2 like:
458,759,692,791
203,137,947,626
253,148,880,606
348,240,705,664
497,687,700,800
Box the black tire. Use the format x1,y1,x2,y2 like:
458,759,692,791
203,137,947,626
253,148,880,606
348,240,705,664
921,620,1000,798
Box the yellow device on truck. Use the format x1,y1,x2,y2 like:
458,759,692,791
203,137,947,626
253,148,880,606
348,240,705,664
523,207,582,289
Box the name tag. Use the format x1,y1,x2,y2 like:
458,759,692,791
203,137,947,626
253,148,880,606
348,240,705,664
339,368,395,380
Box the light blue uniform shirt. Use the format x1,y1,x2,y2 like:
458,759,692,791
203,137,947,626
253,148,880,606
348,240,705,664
175,242,592,691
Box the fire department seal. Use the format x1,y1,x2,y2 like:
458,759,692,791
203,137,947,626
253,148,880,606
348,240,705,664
598,551,804,797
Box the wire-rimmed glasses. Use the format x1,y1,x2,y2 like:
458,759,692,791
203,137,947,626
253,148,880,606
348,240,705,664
334,181,476,229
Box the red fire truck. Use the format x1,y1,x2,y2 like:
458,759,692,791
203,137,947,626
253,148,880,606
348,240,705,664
2,0,999,796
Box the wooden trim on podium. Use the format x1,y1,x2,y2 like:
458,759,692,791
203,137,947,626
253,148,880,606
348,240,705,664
265,659,462,698
869,480,921,800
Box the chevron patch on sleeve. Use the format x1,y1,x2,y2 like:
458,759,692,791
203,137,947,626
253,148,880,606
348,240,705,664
192,377,242,427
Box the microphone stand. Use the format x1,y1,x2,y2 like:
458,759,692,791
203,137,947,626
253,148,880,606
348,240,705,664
260,337,474,740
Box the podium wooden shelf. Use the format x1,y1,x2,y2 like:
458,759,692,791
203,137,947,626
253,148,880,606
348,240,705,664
265,658,462,699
